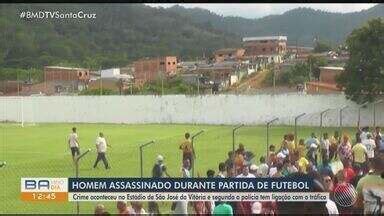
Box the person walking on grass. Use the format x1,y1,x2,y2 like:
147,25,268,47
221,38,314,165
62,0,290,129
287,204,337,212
320,133,330,163
93,132,110,169
68,127,80,161
148,155,169,215
179,132,194,169
152,155,170,178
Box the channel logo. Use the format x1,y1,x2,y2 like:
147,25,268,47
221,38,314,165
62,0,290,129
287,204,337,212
21,178,68,192
20,178,68,202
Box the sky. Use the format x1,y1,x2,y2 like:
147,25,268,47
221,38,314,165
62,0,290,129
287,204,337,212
146,3,377,19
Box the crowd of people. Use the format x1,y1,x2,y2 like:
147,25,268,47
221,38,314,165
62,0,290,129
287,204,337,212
93,127,384,215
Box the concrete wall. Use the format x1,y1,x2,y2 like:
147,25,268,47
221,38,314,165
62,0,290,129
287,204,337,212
1,94,383,126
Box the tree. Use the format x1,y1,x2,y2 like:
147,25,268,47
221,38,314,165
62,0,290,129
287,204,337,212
313,40,332,53
307,55,327,80
266,55,328,87
336,18,384,104
279,62,310,86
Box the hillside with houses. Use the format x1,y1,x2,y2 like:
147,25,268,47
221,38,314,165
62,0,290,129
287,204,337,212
0,4,383,96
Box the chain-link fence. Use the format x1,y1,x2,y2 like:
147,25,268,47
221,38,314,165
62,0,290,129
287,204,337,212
1,94,381,214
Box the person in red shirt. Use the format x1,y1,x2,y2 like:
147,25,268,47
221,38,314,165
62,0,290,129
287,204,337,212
268,145,277,166
342,160,356,184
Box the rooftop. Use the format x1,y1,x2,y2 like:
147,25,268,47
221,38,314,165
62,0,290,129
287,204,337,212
306,81,342,91
242,36,287,42
44,66,88,70
214,48,240,55
319,66,345,71
287,46,314,50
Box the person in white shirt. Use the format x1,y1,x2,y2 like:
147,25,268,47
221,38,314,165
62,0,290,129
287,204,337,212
320,133,330,162
181,159,191,178
236,166,256,178
360,126,370,143
93,132,110,169
217,162,226,178
363,134,376,161
249,164,258,177
68,127,80,160
128,202,146,214
172,200,188,215
322,174,339,215
268,166,278,177
172,160,190,215
257,156,269,177
326,199,339,215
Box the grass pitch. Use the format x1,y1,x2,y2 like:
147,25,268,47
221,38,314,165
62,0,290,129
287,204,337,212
0,123,355,214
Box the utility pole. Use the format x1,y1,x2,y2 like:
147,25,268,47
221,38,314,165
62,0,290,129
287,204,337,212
320,109,331,136
161,75,164,96
358,102,369,128
197,76,200,95
339,106,348,136
294,113,306,148
75,149,91,215
309,59,312,82
99,67,102,96
272,64,276,92
17,71,20,96
266,118,279,161
373,100,383,128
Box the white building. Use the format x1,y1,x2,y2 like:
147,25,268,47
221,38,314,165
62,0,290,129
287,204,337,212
100,68,120,78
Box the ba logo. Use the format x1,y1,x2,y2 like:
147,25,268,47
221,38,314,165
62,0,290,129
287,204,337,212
21,178,67,192
25,179,50,190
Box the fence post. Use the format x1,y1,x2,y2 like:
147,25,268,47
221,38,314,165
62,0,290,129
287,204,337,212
75,149,91,215
357,102,369,128
191,130,204,177
232,124,244,173
339,106,348,136
373,100,383,128
320,109,331,136
232,124,245,154
139,140,155,178
294,113,306,148
266,118,279,161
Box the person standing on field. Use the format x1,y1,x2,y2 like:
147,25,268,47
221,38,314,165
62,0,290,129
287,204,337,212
181,158,191,178
373,127,383,152
93,132,110,169
68,127,80,161
338,134,352,163
329,131,340,160
352,137,368,174
320,133,330,163
179,132,194,169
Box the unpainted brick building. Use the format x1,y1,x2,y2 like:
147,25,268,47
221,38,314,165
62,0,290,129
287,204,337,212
133,56,177,85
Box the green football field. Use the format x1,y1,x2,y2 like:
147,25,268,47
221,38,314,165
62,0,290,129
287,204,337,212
0,123,355,214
